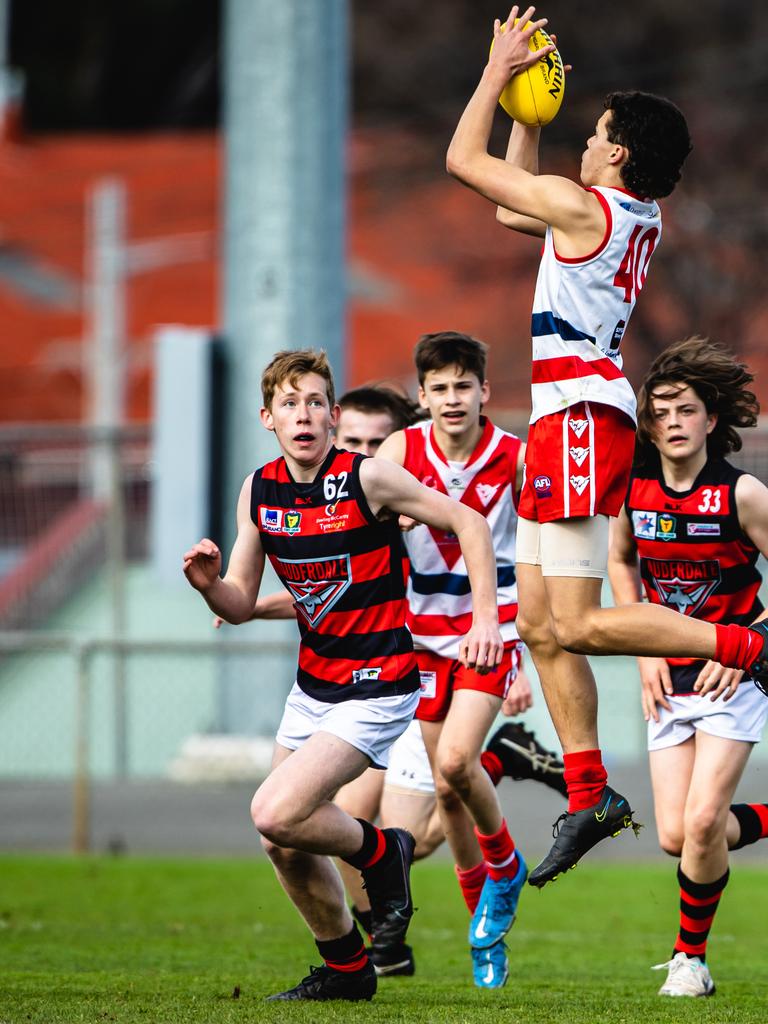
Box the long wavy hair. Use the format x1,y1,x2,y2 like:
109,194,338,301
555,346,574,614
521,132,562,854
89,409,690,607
635,336,759,465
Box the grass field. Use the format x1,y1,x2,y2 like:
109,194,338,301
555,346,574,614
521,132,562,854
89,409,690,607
2,855,768,1023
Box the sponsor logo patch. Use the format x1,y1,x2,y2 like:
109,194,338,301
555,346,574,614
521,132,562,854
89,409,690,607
260,507,283,532
569,446,589,468
352,667,382,684
656,514,677,541
418,670,437,700
569,475,590,496
632,510,657,540
533,475,552,498
646,558,721,616
687,522,721,537
569,418,589,439
284,511,302,535
276,553,352,626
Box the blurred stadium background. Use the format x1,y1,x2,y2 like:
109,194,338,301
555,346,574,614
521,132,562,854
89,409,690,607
1,0,768,854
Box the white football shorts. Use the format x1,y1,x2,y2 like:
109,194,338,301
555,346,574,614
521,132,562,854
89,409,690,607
647,680,768,751
384,718,435,794
275,683,419,769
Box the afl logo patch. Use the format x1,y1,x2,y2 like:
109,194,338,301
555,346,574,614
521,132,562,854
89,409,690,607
534,475,552,497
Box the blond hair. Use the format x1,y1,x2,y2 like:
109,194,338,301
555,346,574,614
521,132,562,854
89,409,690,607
261,349,336,410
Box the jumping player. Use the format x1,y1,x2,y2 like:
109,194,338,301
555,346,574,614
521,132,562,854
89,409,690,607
446,6,768,887
377,331,530,988
609,338,768,997
183,350,503,1002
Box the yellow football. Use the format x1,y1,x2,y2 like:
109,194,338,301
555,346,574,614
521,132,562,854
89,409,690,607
490,20,565,127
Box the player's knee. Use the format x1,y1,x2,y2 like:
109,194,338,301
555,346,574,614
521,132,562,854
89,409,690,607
517,608,550,650
549,609,595,653
684,805,723,850
657,828,683,857
251,791,295,846
434,771,462,810
437,746,473,792
260,833,302,867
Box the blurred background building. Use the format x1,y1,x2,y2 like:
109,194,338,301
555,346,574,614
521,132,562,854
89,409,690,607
1,0,767,851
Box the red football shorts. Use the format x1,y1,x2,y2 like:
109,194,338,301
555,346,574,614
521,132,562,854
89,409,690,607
414,643,521,723
518,401,635,523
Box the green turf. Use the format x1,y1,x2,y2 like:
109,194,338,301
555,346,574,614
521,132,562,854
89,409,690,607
1,855,767,1023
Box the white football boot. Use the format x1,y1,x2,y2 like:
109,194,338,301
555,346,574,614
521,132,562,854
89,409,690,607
653,952,715,997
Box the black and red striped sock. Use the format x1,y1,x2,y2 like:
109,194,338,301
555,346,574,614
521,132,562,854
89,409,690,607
342,818,388,870
316,924,368,974
730,803,768,849
673,865,729,962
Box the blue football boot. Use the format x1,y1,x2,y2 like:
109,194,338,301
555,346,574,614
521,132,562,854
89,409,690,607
471,940,509,989
469,851,528,949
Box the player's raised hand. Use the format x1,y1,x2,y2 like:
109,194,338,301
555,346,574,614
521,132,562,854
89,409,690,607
459,620,504,675
489,6,554,82
183,539,222,592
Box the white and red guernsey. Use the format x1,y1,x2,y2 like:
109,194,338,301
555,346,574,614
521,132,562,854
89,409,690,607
402,418,521,659
530,186,661,425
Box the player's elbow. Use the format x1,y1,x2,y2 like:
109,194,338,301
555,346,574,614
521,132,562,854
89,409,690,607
446,145,473,183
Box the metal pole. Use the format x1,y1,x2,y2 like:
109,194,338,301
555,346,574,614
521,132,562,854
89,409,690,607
84,180,129,775
219,0,349,734
72,643,91,855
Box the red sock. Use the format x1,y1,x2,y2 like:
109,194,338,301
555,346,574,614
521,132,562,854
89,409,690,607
455,861,487,914
475,820,518,881
480,750,503,787
563,749,607,812
714,623,763,671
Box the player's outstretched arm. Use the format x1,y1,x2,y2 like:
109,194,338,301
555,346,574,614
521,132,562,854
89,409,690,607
213,588,296,628
608,509,673,721
183,475,265,624
447,8,586,231
496,123,548,236
360,457,502,671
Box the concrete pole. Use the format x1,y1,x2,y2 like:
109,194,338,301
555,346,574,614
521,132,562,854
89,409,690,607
220,0,348,734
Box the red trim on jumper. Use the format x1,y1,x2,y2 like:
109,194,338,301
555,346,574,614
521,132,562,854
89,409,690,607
531,353,625,385
298,646,417,687
553,188,613,264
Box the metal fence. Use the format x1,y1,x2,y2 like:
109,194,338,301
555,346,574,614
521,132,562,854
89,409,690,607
1,420,767,851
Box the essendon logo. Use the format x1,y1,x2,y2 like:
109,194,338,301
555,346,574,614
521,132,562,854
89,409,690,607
646,558,721,617
275,554,352,627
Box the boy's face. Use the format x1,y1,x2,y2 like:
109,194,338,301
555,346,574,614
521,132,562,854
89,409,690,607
418,364,488,440
580,109,623,186
261,372,339,467
649,383,716,463
336,407,395,457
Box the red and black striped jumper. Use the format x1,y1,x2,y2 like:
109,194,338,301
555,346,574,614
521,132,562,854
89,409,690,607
627,455,764,963
251,445,420,705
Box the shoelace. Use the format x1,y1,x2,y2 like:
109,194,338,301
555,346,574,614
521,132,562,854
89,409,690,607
551,812,568,838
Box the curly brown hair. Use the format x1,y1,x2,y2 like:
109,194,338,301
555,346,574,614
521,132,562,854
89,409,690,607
636,336,759,463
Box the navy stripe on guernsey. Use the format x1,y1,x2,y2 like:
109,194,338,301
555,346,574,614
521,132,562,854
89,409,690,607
251,446,419,703
410,564,517,597
531,311,596,344
626,457,763,694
